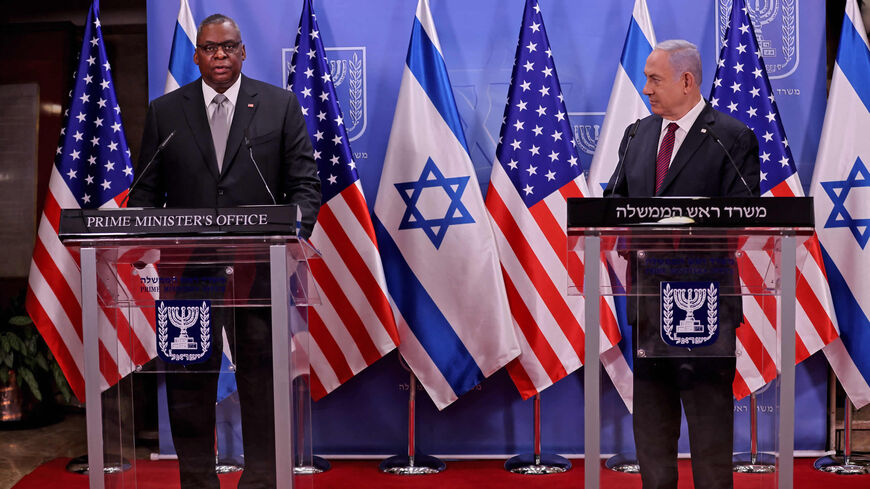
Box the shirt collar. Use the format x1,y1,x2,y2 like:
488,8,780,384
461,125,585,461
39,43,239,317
201,75,242,108
662,97,706,134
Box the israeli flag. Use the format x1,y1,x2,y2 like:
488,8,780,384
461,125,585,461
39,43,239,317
161,0,237,402
164,0,198,93
585,0,656,409
812,0,870,409
587,0,655,196
373,0,520,410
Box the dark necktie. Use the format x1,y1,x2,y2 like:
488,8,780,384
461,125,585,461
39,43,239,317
655,122,679,193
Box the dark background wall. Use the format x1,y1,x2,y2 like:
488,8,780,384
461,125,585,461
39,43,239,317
0,0,146,307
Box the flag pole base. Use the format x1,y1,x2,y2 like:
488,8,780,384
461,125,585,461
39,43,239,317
813,455,870,475
293,455,331,474
215,462,243,474
733,452,777,473
65,454,132,474
605,452,640,473
504,453,571,474
379,454,445,475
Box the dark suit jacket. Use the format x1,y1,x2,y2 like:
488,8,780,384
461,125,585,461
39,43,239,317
603,102,759,199
603,102,761,356
129,75,321,238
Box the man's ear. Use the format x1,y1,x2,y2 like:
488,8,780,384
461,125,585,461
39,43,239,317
682,72,695,92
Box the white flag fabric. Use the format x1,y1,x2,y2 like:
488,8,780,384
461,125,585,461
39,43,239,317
811,0,870,409
710,0,841,400
485,0,629,410
372,0,520,410
587,0,655,197
288,0,399,399
163,0,198,93
26,1,141,400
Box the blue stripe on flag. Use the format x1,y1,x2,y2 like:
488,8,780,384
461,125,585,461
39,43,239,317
406,18,470,155
837,17,870,114
373,215,484,395
621,17,653,113
821,246,870,383
216,351,236,403
168,21,199,86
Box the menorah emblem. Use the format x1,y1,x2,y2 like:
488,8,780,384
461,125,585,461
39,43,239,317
573,124,600,156
281,47,367,140
717,0,798,78
674,287,707,334
168,305,199,351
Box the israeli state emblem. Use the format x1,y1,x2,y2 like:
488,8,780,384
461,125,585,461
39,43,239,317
716,0,799,79
156,300,212,364
661,282,719,348
282,46,367,141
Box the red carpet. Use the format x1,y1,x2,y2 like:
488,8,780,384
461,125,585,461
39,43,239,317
13,457,870,488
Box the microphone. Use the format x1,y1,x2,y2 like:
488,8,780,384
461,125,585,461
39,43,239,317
608,119,641,196
244,128,277,205
121,130,176,207
702,125,753,196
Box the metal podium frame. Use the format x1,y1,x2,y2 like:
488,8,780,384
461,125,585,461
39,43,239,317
569,197,814,489
69,234,318,489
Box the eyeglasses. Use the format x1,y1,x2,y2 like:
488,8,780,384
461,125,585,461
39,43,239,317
196,41,242,56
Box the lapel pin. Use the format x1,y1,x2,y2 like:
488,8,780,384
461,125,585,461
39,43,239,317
248,103,254,108
701,128,707,134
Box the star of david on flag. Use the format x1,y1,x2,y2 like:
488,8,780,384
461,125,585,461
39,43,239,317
821,157,870,249
288,0,399,399
485,0,627,406
811,0,870,409
373,0,519,410
710,0,840,399
395,158,475,249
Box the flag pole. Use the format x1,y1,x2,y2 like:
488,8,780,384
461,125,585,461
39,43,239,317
733,390,776,473
291,374,331,474
814,394,870,474
504,393,571,474
378,355,445,474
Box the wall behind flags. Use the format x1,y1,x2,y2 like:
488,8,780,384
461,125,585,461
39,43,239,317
146,0,830,455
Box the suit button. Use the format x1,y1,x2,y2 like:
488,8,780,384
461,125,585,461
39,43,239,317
218,189,224,196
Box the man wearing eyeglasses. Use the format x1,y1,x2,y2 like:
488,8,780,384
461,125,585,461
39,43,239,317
130,13,320,489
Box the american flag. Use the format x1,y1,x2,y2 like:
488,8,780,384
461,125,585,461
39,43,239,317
710,0,840,398
288,0,399,400
485,0,625,400
25,0,155,401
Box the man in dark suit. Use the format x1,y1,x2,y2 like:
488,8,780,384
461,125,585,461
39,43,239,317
129,14,320,489
603,40,760,489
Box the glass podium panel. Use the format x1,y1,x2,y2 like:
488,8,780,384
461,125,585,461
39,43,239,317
69,235,319,489
569,226,811,489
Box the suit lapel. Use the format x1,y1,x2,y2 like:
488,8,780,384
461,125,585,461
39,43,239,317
658,103,714,195
221,76,259,177
180,80,220,181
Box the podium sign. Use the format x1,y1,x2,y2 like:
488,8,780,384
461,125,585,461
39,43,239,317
60,206,318,489
568,197,814,489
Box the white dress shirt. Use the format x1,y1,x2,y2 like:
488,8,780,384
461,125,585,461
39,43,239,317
201,76,242,128
657,97,706,167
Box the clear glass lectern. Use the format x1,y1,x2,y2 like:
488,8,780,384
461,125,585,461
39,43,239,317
60,206,319,489
568,197,815,489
